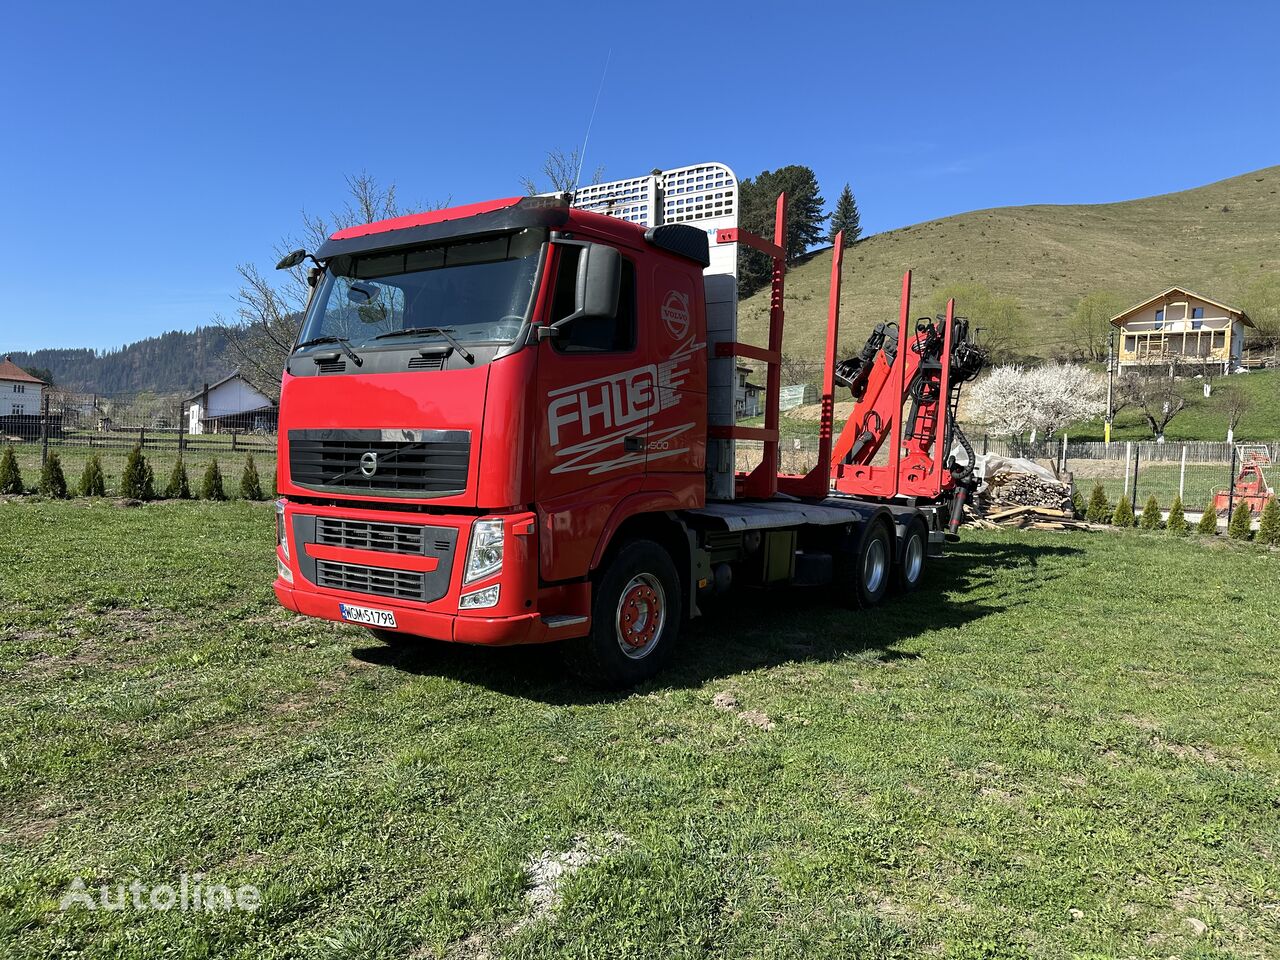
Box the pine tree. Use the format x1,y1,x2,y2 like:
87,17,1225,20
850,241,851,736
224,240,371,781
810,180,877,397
1112,495,1136,527
1166,495,1188,536
165,457,191,499
1258,497,1280,546
79,453,106,497
1084,482,1110,523
239,454,264,501
827,183,861,247
0,446,23,495
737,165,827,293
1071,487,1086,517
1197,507,1219,536
1139,495,1161,530
38,452,68,499
1228,502,1253,541
120,444,155,501
201,458,226,501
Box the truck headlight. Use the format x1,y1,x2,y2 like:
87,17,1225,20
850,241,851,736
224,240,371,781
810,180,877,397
464,518,504,583
275,499,289,559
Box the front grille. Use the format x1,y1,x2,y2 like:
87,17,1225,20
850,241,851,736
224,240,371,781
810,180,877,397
289,429,470,497
316,517,424,554
315,559,425,600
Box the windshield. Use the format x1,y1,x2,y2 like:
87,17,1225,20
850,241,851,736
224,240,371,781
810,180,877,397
297,229,544,349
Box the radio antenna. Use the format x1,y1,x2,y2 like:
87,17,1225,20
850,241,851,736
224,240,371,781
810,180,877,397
573,48,612,192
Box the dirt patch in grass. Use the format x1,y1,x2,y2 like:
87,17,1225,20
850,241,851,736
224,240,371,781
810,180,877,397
712,691,777,731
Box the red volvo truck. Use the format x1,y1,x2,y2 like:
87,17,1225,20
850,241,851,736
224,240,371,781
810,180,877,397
272,163,985,686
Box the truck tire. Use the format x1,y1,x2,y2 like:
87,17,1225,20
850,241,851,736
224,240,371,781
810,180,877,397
832,519,892,608
562,539,682,688
894,518,927,593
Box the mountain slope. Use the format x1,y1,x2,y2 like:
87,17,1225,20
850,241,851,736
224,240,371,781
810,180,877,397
739,165,1280,362
6,327,233,395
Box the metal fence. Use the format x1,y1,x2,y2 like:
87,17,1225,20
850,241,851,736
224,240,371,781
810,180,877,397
733,432,1271,523
2,392,277,496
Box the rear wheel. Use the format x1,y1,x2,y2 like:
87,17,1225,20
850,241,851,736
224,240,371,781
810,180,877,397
834,519,893,608
894,518,927,593
563,539,682,688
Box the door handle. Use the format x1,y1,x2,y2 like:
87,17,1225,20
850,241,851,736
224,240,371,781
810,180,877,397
623,436,643,452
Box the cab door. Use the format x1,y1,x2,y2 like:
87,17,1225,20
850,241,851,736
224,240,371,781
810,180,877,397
534,241,651,581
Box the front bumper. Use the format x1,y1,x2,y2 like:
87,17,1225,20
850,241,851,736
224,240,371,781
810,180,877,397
274,499,589,646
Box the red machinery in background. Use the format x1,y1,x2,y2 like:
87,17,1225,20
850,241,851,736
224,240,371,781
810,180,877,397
1212,445,1275,515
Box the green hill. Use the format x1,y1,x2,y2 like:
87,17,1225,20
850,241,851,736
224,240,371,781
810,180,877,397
739,165,1280,363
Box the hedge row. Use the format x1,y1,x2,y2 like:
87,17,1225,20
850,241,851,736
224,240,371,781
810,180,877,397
0,444,269,502
1080,479,1280,545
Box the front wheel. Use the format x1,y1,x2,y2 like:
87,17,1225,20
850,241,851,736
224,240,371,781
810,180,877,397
562,539,682,688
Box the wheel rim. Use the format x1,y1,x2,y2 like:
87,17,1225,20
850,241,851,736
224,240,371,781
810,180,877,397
863,536,887,594
615,573,666,660
904,534,924,584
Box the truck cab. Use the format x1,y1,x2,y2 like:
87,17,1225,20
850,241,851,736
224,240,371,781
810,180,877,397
274,185,722,680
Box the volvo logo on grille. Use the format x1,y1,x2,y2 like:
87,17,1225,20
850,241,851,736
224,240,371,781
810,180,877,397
359,451,379,478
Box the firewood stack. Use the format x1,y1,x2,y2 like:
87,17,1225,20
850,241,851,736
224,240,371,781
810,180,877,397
966,471,1106,531
983,471,1073,511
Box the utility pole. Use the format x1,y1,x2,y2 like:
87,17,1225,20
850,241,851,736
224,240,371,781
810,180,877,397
1105,330,1115,446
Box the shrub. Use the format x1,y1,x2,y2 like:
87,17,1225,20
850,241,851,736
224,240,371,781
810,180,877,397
1258,497,1280,546
1228,502,1254,541
201,459,226,501
239,454,264,501
121,444,156,501
1197,507,1219,536
1071,487,1086,516
1084,482,1110,523
0,446,24,494
1166,495,1188,536
79,453,106,497
1139,495,1161,531
1112,495,1136,528
38,452,68,499
165,458,191,499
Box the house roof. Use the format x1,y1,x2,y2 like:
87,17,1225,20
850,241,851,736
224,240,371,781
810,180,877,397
1110,287,1254,328
0,356,47,384
184,370,276,403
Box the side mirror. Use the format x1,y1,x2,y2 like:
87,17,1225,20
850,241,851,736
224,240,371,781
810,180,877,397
276,249,307,270
574,243,621,320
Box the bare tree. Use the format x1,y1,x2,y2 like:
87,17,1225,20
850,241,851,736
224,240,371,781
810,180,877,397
1222,386,1250,441
1129,371,1187,439
520,147,604,196
1068,291,1123,362
214,173,449,396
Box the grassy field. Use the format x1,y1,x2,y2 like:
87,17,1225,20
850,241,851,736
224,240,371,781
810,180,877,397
2,501,1278,958
738,165,1280,363
1067,369,1280,442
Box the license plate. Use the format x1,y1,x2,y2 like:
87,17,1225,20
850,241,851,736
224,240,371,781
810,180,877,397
338,603,397,628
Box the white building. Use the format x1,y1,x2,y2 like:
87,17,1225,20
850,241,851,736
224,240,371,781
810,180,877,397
735,364,763,420
0,355,47,417
185,371,277,435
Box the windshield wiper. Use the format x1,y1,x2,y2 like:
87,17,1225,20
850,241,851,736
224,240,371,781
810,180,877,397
374,326,475,364
296,335,364,367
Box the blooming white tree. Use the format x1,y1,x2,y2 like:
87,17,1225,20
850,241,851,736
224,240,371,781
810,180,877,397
967,363,1106,438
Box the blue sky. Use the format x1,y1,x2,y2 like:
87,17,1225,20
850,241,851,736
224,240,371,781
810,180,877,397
2,0,1277,352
